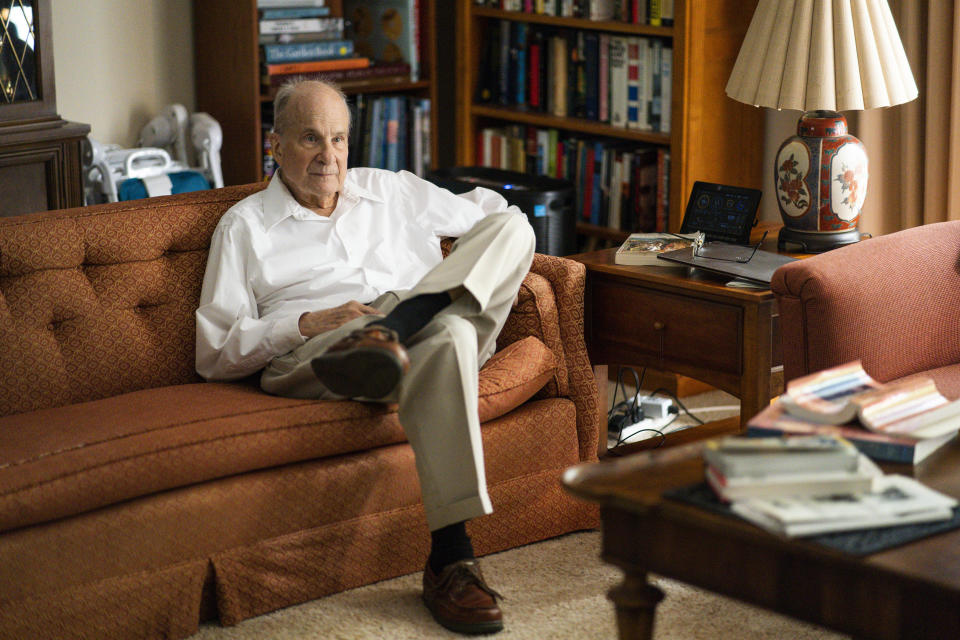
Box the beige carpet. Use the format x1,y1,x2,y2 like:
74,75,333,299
193,531,848,640
194,387,849,639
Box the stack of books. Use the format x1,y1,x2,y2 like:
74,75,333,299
258,0,366,90
704,435,958,538
703,435,879,502
748,360,960,464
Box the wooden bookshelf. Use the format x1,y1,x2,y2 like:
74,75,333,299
194,0,439,186
454,1,763,242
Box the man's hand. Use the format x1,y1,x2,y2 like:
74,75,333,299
298,301,380,338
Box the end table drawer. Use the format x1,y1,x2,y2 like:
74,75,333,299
589,281,742,375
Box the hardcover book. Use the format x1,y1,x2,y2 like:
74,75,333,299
703,435,861,477
780,360,960,439
747,402,958,465
706,455,880,503
614,232,700,266
608,36,628,127
345,0,420,81
261,39,354,64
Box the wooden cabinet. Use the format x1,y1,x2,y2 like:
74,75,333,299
454,1,763,242
0,0,88,217
194,0,439,186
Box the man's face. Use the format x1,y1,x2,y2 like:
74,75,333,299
272,85,350,213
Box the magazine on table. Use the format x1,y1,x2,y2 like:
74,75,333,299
779,361,960,440
730,474,957,537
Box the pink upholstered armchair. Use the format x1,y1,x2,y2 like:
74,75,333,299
772,221,960,399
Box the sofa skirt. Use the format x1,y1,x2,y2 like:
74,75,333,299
0,398,598,639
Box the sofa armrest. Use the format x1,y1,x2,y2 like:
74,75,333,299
772,221,960,386
516,253,600,463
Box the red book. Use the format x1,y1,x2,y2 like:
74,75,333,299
264,56,370,76
528,42,541,109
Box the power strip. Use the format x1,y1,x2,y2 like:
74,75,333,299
608,395,680,445
611,415,678,445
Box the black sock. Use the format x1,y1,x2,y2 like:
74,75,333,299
428,521,475,574
373,292,451,344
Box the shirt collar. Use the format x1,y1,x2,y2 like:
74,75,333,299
261,170,385,231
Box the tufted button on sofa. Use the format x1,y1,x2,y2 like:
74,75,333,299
0,184,600,639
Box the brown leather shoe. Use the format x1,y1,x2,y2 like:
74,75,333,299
422,560,503,635
310,326,410,399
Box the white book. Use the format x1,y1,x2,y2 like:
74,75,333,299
660,46,672,133
481,128,494,167
608,36,628,128
731,474,957,537
638,37,652,131
258,18,340,34
536,129,550,175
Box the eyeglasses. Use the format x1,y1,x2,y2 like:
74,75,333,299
692,230,768,264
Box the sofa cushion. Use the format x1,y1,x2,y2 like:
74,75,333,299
478,336,557,419
0,337,557,532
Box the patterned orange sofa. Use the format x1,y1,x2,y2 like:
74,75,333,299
0,184,600,639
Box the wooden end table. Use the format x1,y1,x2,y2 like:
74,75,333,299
562,423,960,640
570,224,802,453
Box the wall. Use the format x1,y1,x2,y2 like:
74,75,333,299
51,0,195,147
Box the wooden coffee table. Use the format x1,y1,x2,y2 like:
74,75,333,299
562,420,960,640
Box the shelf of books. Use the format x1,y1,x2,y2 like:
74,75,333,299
196,0,438,185
455,0,763,252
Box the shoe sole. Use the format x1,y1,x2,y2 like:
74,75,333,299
426,606,504,636
310,347,404,399
434,618,504,635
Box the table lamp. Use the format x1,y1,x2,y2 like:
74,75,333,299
726,0,918,252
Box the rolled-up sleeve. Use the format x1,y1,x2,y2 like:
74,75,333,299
195,220,304,380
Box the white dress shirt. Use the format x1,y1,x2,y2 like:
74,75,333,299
195,168,522,381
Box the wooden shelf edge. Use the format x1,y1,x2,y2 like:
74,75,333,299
260,79,431,102
471,104,671,144
473,7,674,37
576,223,630,242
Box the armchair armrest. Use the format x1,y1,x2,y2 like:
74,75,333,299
772,221,960,386
502,253,600,463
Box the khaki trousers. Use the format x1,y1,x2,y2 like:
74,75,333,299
260,213,536,531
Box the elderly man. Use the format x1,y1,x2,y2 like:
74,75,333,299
195,79,535,635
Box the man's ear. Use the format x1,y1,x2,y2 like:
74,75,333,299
269,132,282,164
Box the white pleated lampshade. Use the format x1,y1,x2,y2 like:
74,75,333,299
726,0,918,111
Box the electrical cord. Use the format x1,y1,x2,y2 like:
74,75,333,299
607,366,645,447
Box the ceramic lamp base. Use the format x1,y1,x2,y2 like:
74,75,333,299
775,111,868,252
777,227,863,253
